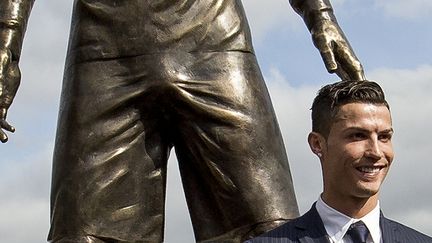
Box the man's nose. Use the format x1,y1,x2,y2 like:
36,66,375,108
365,137,383,159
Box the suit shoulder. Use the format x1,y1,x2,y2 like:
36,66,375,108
245,205,326,243
383,217,432,242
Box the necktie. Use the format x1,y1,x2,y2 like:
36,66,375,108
346,221,370,243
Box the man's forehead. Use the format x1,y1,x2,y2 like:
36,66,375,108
332,102,390,124
335,103,390,118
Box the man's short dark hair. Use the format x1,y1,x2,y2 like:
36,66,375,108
311,80,389,138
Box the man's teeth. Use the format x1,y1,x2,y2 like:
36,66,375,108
358,167,381,173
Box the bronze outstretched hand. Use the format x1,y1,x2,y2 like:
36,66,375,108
311,19,365,81
0,0,34,142
0,47,20,143
290,0,365,81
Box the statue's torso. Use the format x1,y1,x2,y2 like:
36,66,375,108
68,0,253,62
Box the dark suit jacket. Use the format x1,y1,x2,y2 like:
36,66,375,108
246,204,432,243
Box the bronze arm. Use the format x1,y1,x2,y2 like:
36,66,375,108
0,0,35,143
0,0,35,60
290,0,336,30
289,0,365,81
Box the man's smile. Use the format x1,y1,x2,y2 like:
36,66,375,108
354,164,386,180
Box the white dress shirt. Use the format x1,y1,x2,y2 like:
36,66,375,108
315,196,382,243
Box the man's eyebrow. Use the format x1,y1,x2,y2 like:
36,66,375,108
380,128,394,134
343,127,394,133
343,127,370,133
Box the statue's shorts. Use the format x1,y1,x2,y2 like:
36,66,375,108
48,51,298,242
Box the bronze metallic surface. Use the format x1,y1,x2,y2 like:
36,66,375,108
0,0,364,242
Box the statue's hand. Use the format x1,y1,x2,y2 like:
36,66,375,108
0,47,21,143
311,20,365,81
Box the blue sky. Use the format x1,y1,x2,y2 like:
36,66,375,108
1,0,431,242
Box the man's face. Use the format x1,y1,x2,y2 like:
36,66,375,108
320,103,394,204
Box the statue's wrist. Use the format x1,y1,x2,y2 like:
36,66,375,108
0,0,34,27
0,27,22,61
0,0,34,60
304,10,337,31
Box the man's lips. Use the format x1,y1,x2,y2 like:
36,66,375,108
354,165,386,179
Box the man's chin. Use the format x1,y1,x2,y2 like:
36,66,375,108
354,184,381,199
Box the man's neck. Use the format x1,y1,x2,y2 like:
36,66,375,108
321,192,379,218
316,197,383,243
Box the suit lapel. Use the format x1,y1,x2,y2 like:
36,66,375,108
285,206,406,243
296,204,331,243
380,212,402,243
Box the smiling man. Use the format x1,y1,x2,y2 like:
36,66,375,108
247,80,432,242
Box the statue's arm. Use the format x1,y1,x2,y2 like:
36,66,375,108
0,0,35,143
289,0,365,81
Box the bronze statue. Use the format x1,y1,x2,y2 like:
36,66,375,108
0,0,364,242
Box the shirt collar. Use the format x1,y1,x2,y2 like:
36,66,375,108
316,196,381,243
361,202,381,243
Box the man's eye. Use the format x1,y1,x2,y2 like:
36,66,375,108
349,133,366,140
379,134,392,142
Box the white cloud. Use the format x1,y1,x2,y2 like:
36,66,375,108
242,0,348,41
242,0,302,40
18,1,70,106
0,145,52,243
374,0,432,20
0,200,49,243
332,0,346,5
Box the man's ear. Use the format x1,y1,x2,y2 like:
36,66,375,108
308,132,325,158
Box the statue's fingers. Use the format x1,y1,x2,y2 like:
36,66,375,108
334,66,351,81
350,69,366,81
0,119,15,132
319,49,338,74
0,129,8,143
335,45,365,81
312,31,338,73
341,57,365,81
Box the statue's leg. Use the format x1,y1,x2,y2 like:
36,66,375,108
168,51,300,242
48,56,172,243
